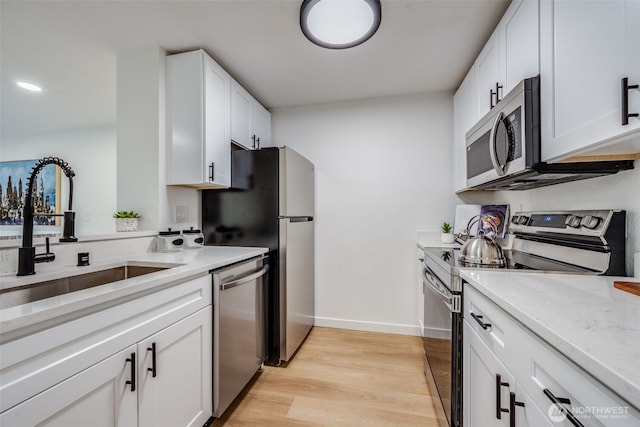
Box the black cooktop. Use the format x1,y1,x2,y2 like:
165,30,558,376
424,247,523,270
423,246,596,275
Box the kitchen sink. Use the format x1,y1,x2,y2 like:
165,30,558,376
0,264,176,309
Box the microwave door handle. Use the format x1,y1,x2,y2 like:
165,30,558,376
489,111,507,176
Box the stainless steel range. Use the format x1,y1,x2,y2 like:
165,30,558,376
421,209,627,427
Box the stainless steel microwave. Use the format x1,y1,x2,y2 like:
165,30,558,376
464,75,633,190
466,76,540,189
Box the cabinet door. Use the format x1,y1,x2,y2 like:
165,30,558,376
231,80,253,149
540,0,639,161
627,0,640,130
204,55,231,187
138,306,212,427
166,50,231,187
452,69,478,192
511,385,555,427
502,0,539,94
463,321,513,427
0,346,137,427
476,31,502,118
251,101,272,148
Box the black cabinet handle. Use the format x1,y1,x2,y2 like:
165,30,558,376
252,134,257,149
147,342,157,378
490,82,504,109
256,137,260,150
208,162,215,181
496,374,510,419
621,77,639,125
471,312,492,330
126,352,136,392
543,389,584,427
509,392,525,427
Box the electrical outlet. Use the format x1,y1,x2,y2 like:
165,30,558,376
175,205,188,223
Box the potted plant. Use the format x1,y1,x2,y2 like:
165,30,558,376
113,211,140,232
441,222,455,244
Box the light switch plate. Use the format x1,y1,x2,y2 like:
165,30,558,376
175,205,188,223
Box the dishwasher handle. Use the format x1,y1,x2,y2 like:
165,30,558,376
220,265,269,291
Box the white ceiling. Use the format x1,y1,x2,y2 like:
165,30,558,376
0,0,509,140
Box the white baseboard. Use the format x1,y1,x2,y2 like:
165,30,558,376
314,316,422,337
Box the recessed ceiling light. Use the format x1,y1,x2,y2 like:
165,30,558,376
17,81,43,92
300,0,382,49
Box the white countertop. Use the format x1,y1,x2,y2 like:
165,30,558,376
460,269,640,410
0,246,267,339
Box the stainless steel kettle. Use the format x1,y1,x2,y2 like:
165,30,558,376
458,215,506,267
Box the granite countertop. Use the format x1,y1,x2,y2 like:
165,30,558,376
0,246,267,339
460,269,640,410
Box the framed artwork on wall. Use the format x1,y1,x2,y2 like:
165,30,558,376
0,159,62,226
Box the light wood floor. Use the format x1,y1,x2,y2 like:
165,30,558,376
212,327,442,426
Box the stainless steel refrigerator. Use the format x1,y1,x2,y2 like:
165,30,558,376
202,146,314,365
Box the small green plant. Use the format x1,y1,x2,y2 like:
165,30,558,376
441,222,452,233
113,210,140,218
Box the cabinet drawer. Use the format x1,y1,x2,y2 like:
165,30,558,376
0,274,211,412
509,321,640,427
464,285,520,368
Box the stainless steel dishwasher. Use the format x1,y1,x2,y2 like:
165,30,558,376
212,255,268,417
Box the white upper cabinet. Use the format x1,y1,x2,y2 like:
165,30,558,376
231,81,253,149
476,31,502,118
166,49,231,188
476,0,540,118
502,0,540,94
540,0,640,161
251,101,272,148
231,80,272,150
453,0,539,191
453,69,478,192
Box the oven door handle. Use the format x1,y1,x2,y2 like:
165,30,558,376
423,267,460,313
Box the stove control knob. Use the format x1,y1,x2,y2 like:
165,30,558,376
581,215,601,230
565,215,582,228
511,215,520,225
518,216,530,225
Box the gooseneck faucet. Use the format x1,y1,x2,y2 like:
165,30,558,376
17,157,77,276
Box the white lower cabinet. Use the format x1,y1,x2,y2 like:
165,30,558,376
0,345,137,427
1,307,211,427
0,275,213,426
464,321,553,427
464,285,640,427
464,321,514,427
138,306,212,427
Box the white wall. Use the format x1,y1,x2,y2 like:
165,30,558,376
0,125,117,235
459,164,640,276
271,92,457,335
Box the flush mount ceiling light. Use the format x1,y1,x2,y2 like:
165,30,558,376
300,0,382,49
16,81,43,92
